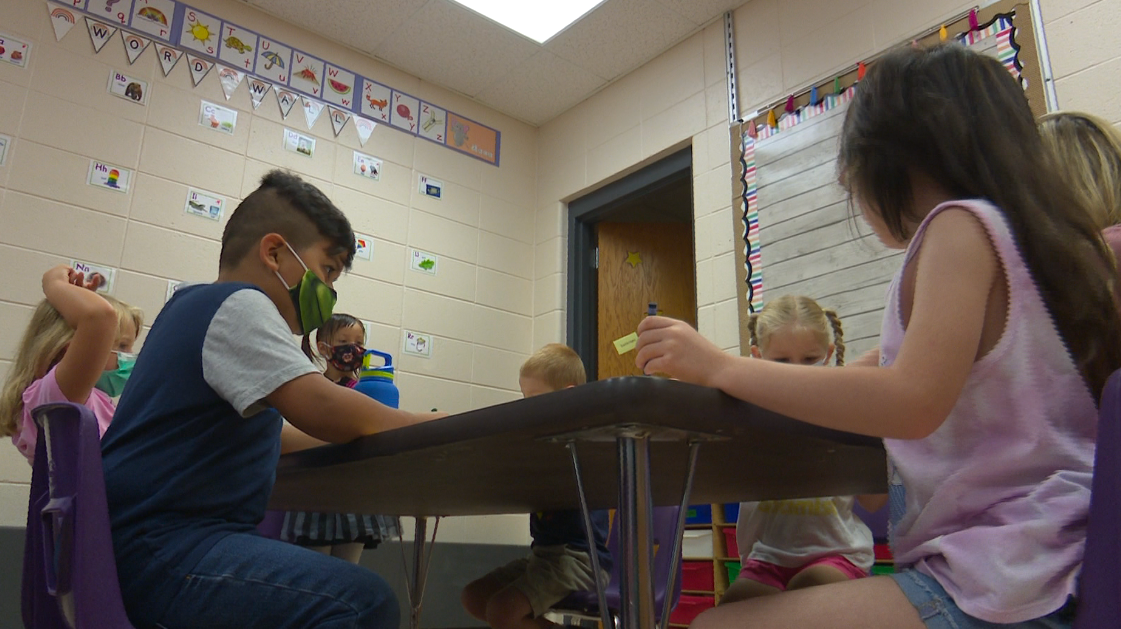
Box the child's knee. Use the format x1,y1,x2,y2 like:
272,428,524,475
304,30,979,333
485,588,532,629
350,569,400,629
461,581,488,618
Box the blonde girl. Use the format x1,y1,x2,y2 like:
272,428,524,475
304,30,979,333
636,43,1117,628
1,265,144,463
721,295,875,605
1039,111,1121,261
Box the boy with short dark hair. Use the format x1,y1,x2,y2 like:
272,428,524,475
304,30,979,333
102,170,439,628
461,344,611,629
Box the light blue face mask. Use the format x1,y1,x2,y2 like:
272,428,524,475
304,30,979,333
95,351,136,397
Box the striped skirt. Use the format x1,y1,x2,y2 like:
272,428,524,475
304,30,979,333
281,511,401,548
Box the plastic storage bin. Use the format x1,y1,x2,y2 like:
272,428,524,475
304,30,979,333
685,504,712,524
682,560,715,592
682,530,714,558
871,563,895,576
874,543,893,561
721,527,739,559
725,560,741,584
669,595,715,626
723,503,740,523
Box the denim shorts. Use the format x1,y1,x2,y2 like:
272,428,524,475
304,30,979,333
890,569,1075,629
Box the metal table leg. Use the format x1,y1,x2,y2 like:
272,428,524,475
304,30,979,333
399,516,441,629
617,431,654,629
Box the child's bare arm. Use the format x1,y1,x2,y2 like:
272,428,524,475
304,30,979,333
268,373,444,444
279,421,330,454
42,265,118,403
857,494,888,513
848,348,880,367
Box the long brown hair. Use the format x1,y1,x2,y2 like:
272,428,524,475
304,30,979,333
838,44,1121,397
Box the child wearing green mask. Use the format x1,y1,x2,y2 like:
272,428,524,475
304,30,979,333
100,170,443,629
0,265,143,464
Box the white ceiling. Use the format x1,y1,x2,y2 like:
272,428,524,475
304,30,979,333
240,0,744,126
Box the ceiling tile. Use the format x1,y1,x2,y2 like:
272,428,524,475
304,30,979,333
476,51,607,126
372,0,542,97
656,0,750,25
546,0,697,81
244,0,430,52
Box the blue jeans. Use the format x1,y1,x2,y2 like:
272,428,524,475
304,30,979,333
891,569,1074,629
146,532,399,629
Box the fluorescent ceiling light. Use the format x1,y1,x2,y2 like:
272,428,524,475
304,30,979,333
450,0,607,43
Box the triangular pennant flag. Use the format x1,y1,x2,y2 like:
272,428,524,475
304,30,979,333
247,78,271,110
809,85,819,106
156,44,183,76
328,105,351,137
745,122,757,139
120,30,151,64
833,76,840,95
85,17,117,53
217,66,245,101
47,3,79,42
857,62,866,81
766,109,777,128
354,117,376,146
784,95,794,114
939,25,948,41
186,54,214,87
301,96,324,129
968,9,979,31
275,86,298,119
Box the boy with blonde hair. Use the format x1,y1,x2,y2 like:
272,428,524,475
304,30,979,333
462,343,611,629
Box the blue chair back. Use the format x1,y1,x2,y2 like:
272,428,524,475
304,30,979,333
21,403,135,628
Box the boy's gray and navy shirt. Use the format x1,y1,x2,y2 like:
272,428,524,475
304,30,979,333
101,282,317,598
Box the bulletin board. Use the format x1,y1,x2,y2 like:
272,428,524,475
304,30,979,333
729,0,1046,358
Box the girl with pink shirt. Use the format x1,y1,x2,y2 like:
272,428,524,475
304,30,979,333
636,43,1118,628
0,265,144,463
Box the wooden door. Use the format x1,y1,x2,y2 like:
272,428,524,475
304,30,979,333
597,222,697,379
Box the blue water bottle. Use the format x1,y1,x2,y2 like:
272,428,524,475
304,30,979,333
353,349,400,409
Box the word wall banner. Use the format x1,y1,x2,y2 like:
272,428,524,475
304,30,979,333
50,0,500,166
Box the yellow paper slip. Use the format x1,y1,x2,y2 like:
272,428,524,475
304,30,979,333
613,332,638,354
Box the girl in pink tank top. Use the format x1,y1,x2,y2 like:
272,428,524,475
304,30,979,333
635,44,1121,629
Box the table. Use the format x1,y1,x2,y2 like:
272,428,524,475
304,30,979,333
270,377,887,629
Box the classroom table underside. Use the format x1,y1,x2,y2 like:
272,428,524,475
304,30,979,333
270,377,887,629
270,376,886,518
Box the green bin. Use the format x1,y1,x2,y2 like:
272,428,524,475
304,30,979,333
724,560,741,584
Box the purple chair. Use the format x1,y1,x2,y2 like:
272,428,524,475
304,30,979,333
549,507,683,627
853,502,888,541
1074,369,1121,628
258,510,286,541
22,402,135,629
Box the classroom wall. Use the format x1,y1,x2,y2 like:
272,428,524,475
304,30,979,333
0,0,536,547
534,24,740,354
1042,0,1121,125
536,0,1121,365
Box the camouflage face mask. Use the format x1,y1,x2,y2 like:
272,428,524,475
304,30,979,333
275,241,337,335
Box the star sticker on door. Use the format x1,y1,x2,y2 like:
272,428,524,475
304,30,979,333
626,251,642,268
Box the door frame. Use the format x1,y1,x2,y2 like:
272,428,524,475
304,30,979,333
567,148,693,381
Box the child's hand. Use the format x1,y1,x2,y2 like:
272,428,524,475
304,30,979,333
635,316,731,386
42,265,72,290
